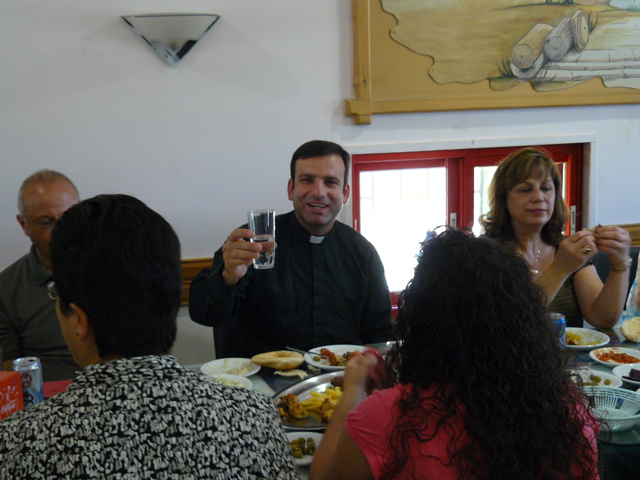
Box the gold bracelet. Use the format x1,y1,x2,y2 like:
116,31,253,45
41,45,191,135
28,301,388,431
611,257,633,272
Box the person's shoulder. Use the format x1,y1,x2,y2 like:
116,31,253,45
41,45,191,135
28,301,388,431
275,211,294,224
195,380,281,421
0,396,59,433
334,221,378,249
193,374,273,406
0,252,31,281
352,386,399,419
334,220,365,239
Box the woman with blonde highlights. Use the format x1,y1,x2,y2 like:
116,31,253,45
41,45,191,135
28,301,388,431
482,147,630,328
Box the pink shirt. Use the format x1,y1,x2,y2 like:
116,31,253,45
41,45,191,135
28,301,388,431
345,385,600,479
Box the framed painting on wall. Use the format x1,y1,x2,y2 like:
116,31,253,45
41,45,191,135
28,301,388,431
346,0,640,124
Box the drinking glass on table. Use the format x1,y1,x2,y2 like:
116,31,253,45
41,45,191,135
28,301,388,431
247,209,276,269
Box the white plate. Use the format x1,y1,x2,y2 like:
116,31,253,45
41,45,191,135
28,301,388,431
304,344,366,371
571,368,623,388
200,358,260,377
565,328,610,350
286,431,323,467
612,364,640,387
202,373,253,389
589,347,640,368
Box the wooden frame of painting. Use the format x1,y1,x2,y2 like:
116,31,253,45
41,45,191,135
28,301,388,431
346,0,640,124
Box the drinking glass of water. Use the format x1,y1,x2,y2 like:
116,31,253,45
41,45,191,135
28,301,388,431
247,209,276,269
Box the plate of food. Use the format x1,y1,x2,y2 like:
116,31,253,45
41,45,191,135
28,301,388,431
571,368,623,388
274,371,344,430
202,373,253,389
200,358,260,377
565,328,610,350
612,364,640,387
286,431,323,467
303,344,366,371
589,347,640,368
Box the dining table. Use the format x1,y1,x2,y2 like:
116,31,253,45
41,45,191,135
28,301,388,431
40,334,637,480
193,331,640,480
187,359,327,480
564,326,640,480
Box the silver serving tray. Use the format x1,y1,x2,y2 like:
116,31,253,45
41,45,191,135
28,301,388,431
273,371,344,431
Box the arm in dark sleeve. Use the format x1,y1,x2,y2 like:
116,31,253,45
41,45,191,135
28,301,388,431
360,249,393,344
188,246,250,328
0,295,23,366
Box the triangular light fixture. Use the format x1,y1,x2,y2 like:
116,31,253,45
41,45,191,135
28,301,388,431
122,13,220,66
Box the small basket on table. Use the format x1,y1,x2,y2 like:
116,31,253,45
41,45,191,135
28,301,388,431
588,386,640,432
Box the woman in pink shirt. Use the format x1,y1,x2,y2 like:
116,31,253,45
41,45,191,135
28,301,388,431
311,228,600,480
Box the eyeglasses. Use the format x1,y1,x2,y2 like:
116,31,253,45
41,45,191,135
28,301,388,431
23,216,58,230
44,281,58,300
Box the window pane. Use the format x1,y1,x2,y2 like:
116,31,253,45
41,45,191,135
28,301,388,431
472,165,498,236
359,168,446,291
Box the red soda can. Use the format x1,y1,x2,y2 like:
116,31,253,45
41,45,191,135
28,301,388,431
12,357,44,407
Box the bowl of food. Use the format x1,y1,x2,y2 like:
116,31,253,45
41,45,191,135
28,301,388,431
587,386,640,432
571,368,622,388
200,357,260,377
565,328,610,350
285,431,323,467
202,373,253,389
303,345,366,371
589,347,640,368
612,364,640,387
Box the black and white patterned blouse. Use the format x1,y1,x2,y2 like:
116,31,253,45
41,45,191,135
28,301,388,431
0,355,299,479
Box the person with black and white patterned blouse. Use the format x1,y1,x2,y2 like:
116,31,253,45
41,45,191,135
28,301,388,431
0,194,299,480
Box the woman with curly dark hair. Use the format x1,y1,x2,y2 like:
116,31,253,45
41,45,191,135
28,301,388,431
481,146,630,328
310,229,600,480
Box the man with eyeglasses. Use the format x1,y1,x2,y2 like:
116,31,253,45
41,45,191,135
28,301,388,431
0,170,81,381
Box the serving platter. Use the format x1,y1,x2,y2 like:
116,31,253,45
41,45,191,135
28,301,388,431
303,344,366,371
200,358,260,377
589,347,640,368
273,371,343,430
565,328,610,350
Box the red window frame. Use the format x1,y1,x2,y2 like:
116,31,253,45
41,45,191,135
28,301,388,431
352,144,584,314
353,144,583,233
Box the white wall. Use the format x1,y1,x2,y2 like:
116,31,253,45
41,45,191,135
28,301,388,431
2,1,639,365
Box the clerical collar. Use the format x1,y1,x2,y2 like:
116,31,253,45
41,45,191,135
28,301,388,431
309,235,325,244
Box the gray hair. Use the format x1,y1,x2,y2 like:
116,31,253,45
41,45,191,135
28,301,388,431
18,170,79,214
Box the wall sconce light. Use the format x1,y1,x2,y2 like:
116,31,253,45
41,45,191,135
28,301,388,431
122,13,220,66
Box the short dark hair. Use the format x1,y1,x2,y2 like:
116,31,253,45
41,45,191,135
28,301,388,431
51,194,182,358
290,140,351,187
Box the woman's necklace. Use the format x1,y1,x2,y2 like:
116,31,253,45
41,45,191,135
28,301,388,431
519,244,541,275
530,247,541,275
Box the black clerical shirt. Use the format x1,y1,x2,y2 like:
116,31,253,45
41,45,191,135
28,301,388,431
189,211,392,358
